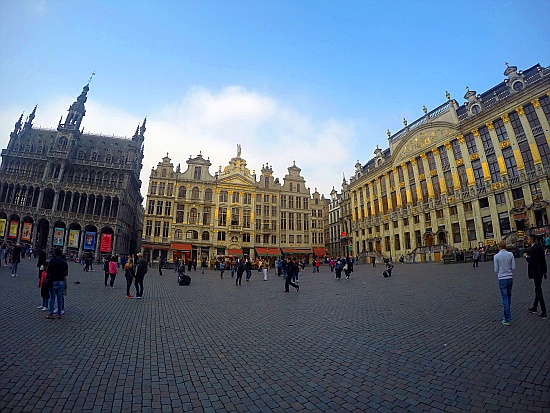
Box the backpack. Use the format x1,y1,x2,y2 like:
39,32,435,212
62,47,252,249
335,261,343,271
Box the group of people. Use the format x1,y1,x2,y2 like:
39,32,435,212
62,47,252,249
102,254,148,299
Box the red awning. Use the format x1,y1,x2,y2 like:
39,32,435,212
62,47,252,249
143,244,169,250
267,248,280,256
171,243,192,251
255,247,281,256
227,249,243,256
313,247,327,256
255,247,267,255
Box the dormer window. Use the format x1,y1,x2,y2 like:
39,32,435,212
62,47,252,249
471,104,481,115
512,81,524,92
162,169,167,177
194,167,201,180
91,152,98,161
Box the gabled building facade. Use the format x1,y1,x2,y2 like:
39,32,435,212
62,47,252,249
142,148,328,264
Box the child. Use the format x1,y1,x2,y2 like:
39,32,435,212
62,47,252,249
39,262,49,311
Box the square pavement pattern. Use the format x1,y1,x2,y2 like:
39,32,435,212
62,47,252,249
1,257,549,412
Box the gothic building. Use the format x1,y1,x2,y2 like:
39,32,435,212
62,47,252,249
348,63,550,262
0,83,145,257
142,149,328,264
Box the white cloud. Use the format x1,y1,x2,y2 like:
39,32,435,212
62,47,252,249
0,86,360,201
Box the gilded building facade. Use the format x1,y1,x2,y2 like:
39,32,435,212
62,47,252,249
142,150,328,263
349,63,550,261
0,84,145,257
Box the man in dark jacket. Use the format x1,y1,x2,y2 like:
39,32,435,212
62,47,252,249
46,248,68,319
135,253,148,299
284,258,300,292
525,234,547,319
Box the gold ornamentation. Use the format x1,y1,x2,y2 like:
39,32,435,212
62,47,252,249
472,128,480,137
456,158,463,166
501,113,509,123
399,182,405,188
392,167,397,173
457,135,465,143
532,98,540,108
411,158,417,165
470,153,479,161
419,174,426,181
447,195,455,202
400,163,407,170
430,169,437,176
390,186,395,192
500,140,510,148
486,121,494,130
515,106,524,116
444,142,452,150
420,153,427,160
432,148,439,155
492,182,504,190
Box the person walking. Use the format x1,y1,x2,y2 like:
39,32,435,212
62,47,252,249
525,234,547,319
245,259,252,281
384,259,394,277
45,248,67,319
102,257,110,286
108,256,118,288
219,260,225,278
493,240,515,326
260,259,268,281
335,257,344,280
158,256,165,276
236,259,244,286
135,253,148,299
37,247,47,279
472,248,480,268
201,258,207,274
124,257,135,298
372,256,376,268
11,244,22,277
38,261,49,311
284,258,300,292
346,255,354,279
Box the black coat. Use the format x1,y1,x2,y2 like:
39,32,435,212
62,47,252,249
526,243,547,279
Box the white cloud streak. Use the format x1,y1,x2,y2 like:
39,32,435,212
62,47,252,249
0,86,360,200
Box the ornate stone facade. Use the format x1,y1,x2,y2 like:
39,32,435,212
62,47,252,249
142,149,328,264
349,63,550,261
0,84,145,258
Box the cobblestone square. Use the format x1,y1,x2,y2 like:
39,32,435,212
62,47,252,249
1,257,549,412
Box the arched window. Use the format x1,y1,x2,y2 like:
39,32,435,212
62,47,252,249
178,186,186,198
186,230,199,240
174,229,182,240
202,231,209,240
204,188,213,201
191,187,200,200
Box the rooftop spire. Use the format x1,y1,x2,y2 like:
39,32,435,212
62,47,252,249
139,117,147,136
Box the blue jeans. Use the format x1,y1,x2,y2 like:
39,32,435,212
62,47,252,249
49,281,64,316
12,261,19,275
499,278,513,322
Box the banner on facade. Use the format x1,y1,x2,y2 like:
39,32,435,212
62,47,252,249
21,223,32,241
100,233,112,253
68,230,80,248
8,221,18,239
84,231,96,251
0,219,6,237
53,228,65,246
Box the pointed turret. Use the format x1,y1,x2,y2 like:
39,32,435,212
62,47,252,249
11,113,23,137
139,117,147,136
59,84,89,131
23,105,37,130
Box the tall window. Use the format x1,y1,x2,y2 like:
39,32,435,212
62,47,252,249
502,147,519,178
164,201,172,216
288,212,295,230
150,182,157,195
452,139,462,160
420,181,428,203
243,210,251,228
203,207,211,225
439,146,450,169
432,175,441,199
494,118,509,142
410,183,418,204
178,186,186,198
280,195,287,208
176,205,184,223
471,159,484,188
156,201,163,215
427,152,437,171
218,207,227,226
465,133,477,155
457,165,468,191
232,192,240,203
167,183,174,196
244,193,251,204
280,212,287,230
194,167,202,180
188,208,198,224
145,220,152,236
148,200,155,214
158,182,165,196
297,213,302,230
444,170,454,195
288,196,294,208
416,158,424,176
479,126,494,154
219,191,228,203
162,222,170,237
486,153,500,182
191,187,200,199
304,214,309,230
154,221,161,237
524,103,550,167
204,188,213,201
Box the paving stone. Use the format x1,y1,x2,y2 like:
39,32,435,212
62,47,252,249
1,259,548,412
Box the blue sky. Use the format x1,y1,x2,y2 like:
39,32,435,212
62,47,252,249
1,0,549,199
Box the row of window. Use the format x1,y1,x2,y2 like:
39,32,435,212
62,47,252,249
353,96,550,219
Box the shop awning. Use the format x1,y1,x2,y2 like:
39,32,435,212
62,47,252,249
227,248,243,256
142,244,169,250
255,247,280,256
171,243,192,251
313,247,327,256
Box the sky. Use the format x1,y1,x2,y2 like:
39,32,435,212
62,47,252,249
0,0,549,201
